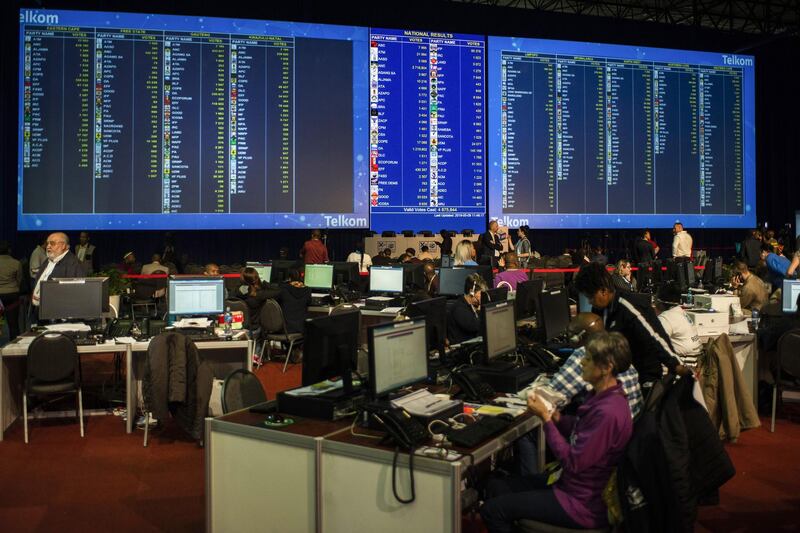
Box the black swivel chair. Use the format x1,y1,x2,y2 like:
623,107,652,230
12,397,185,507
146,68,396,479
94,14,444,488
771,328,800,432
221,369,268,413
224,299,250,333
23,333,84,443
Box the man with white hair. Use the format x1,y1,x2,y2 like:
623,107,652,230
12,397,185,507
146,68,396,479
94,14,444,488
31,232,86,315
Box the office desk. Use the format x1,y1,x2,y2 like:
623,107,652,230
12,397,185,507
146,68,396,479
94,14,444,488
0,336,253,439
205,408,543,533
0,339,130,440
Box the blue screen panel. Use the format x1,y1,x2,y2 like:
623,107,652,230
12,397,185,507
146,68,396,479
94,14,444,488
18,9,368,230
368,28,486,232
488,36,756,229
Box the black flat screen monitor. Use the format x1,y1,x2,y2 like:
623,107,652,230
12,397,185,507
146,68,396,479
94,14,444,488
483,286,509,304
514,279,544,320
301,310,361,395
39,277,109,320
406,296,447,359
482,300,517,363
368,318,429,398
438,267,474,296
329,261,360,288
270,260,301,283
538,288,570,341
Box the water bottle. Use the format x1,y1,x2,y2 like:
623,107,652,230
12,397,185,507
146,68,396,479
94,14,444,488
686,291,694,307
223,306,233,336
751,308,759,333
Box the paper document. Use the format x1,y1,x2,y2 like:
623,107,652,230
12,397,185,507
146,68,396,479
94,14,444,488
380,307,404,314
390,389,461,417
44,323,91,332
173,318,212,328
114,337,138,344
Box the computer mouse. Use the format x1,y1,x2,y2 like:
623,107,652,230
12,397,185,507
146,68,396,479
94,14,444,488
264,413,285,424
496,413,515,422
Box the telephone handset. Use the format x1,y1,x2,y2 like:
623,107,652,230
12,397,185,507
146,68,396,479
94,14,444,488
362,403,428,449
523,345,561,373
451,368,495,404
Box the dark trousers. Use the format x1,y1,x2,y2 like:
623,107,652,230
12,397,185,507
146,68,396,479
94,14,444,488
0,293,20,340
480,474,580,533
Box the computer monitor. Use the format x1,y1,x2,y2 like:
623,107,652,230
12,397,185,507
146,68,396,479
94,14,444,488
168,276,225,316
579,293,593,313
514,279,544,320
465,264,494,288
714,257,723,279
369,266,404,293
246,262,272,284
483,286,509,304
406,296,447,359
782,279,800,314
270,259,301,283
302,310,360,395
685,261,696,286
368,318,429,398
39,277,109,320
441,254,453,268
702,258,715,285
329,261,360,288
482,300,517,363
401,263,425,291
538,288,570,341
304,264,334,290
438,267,474,296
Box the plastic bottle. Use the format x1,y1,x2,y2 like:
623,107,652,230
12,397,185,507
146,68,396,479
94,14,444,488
686,291,694,307
223,306,233,335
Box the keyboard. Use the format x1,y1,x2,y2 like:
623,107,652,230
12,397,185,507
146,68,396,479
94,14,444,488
446,415,514,448
73,337,98,346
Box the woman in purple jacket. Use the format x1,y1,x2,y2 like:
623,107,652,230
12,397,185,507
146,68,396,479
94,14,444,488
481,331,634,531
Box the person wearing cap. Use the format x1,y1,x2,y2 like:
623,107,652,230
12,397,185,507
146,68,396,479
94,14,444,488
119,251,141,275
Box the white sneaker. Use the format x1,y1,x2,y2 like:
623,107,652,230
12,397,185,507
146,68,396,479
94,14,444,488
135,415,159,429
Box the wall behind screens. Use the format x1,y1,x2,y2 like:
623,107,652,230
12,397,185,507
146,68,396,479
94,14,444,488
488,36,756,229
19,9,368,230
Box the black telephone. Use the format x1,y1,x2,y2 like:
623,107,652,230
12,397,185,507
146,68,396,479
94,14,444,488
361,403,428,449
522,345,561,373
451,368,495,404
105,318,133,338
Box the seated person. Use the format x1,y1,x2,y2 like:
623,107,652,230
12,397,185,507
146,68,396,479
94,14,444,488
494,252,528,290
423,262,439,297
446,273,486,344
574,262,687,385
141,254,169,275
118,251,141,275
655,282,703,368
611,259,637,293
404,248,422,264
730,260,769,312
371,248,394,266
237,267,279,330
480,331,634,532
454,240,478,266
277,269,312,334
418,245,433,261
204,262,220,276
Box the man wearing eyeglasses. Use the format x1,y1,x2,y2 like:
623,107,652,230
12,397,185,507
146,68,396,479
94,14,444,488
31,232,86,317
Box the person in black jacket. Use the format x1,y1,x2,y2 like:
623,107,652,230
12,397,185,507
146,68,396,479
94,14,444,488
238,267,280,330
447,273,485,344
478,220,504,267
278,269,312,334
633,230,656,264
574,262,687,384
741,229,763,269
437,229,453,256
31,232,87,319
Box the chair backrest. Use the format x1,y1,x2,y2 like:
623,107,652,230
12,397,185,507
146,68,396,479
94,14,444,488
221,369,267,413
133,278,158,299
27,333,79,384
777,328,800,382
259,299,286,334
225,299,250,329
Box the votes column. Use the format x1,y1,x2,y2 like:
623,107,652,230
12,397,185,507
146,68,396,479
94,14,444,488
199,33,230,214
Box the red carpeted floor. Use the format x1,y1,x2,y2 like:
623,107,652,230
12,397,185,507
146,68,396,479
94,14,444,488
0,358,798,532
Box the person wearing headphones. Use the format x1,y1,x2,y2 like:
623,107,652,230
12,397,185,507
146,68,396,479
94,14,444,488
447,273,486,344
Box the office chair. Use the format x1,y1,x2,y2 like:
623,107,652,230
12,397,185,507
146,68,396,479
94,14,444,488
23,333,84,443
515,519,609,533
258,299,303,373
221,369,268,413
771,328,800,432
224,299,250,333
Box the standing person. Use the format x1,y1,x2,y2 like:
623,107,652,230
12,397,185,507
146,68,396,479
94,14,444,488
0,241,23,340
346,242,372,274
646,230,661,258
31,232,86,315
761,244,795,292
672,222,693,262
437,229,453,257
478,220,504,267
741,229,763,269
611,259,637,293
633,230,656,264
74,231,96,274
300,230,329,265
29,235,48,279
515,226,532,269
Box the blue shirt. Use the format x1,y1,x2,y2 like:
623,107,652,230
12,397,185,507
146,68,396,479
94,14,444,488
766,253,792,290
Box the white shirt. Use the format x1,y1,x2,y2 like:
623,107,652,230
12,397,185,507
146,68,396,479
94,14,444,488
32,250,69,306
672,230,693,258
658,305,702,366
346,252,372,273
